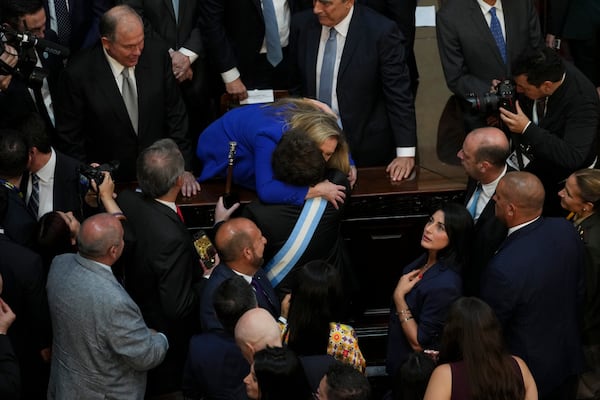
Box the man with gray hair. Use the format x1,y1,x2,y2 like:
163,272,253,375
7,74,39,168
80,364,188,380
118,138,203,397
46,213,168,399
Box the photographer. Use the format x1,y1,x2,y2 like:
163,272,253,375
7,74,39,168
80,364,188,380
0,0,64,136
499,47,600,216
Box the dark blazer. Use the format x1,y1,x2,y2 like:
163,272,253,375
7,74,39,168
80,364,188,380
182,332,250,400
386,255,462,377
117,190,203,395
462,173,509,296
289,5,416,167
436,0,543,100
54,38,191,181
0,335,20,399
481,217,585,397
43,0,111,52
519,62,599,215
576,212,600,345
1,185,38,250
199,0,310,87
200,264,280,333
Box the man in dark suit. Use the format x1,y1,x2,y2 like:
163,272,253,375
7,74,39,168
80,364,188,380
117,138,204,397
183,276,255,400
18,114,84,221
457,127,510,296
289,0,416,181
123,0,213,163
0,0,65,139
436,0,543,130
481,171,584,399
55,5,200,196
199,0,311,100
43,0,112,52
201,217,281,333
499,47,599,216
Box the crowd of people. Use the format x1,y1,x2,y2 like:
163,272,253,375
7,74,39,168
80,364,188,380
0,0,599,399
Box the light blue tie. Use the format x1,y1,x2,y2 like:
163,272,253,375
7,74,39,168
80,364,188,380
468,183,482,218
489,7,506,64
262,0,283,66
318,28,337,107
172,0,179,23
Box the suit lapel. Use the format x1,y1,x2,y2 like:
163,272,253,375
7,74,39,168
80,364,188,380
306,19,321,97
134,54,151,139
338,7,362,81
495,217,544,253
163,0,177,22
467,1,504,67
502,0,517,67
252,0,263,17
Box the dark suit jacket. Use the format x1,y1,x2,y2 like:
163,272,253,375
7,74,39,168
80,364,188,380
199,0,310,87
200,264,280,333
289,5,416,167
117,190,203,395
182,332,250,399
0,335,20,399
20,150,84,221
54,38,191,181
436,0,543,100
577,212,600,345
1,185,38,250
481,217,585,397
43,0,111,52
386,255,462,377
519,62,599,216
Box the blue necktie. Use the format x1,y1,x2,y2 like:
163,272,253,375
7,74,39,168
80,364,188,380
54,0,71,46
489,7,506,64
468,183,482,218
262,0,283,67
318,28,337,107
172,0,179,23
28,173,40,218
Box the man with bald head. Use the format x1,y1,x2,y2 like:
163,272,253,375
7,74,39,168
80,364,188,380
54,5,199,196
234,308,283,364
481,171,585,399
458,127,510,295
201,218,281,333
46,213,168,399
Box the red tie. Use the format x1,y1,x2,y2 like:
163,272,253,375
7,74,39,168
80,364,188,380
176,205,185,223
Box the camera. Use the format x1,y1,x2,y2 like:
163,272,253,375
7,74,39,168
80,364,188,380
79,161,120,188
465,80,516,113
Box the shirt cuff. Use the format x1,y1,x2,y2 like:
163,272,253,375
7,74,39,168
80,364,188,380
396,147,416,158
521,121,532,135
221,68,241,84
178,47,198,64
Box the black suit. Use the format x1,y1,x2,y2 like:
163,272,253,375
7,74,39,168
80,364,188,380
1,185,37,250
54,38,191,182
117,190,203,395
518,62,599,216
199,0,311,89
0,335,20,399
289,5,416,167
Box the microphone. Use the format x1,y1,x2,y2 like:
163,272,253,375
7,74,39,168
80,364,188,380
14,32,70,58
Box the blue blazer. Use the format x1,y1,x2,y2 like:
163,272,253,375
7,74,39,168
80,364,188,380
386,254,462,376
200,263,280,333
481,217,585,397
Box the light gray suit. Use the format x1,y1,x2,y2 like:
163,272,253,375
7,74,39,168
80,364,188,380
47,253,169,400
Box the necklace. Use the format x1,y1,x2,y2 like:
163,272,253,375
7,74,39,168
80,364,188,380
418,261,435,279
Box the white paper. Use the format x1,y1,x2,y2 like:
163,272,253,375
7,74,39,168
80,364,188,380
416,6,436,27
240,89,275,105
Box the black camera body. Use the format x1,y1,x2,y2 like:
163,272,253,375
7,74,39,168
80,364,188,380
466,80,516,113
79,161,120,187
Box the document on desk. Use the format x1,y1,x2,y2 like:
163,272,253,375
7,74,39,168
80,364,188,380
240,89,275,104
416,6,436,27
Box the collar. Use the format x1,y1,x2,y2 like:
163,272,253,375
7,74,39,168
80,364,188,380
328,5,354,38
481,164,507,197
155,198,177,213
34,147,56,183
79,254,113,273
232,269,253,284
507,216,540,236
102,47,135,80
477,0,503,13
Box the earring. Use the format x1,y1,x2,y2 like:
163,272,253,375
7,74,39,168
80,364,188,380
583,208,587,212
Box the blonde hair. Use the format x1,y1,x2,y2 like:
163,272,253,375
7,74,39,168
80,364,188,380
270,98,351,174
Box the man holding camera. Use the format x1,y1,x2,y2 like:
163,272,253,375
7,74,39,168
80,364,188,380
499,47,600,216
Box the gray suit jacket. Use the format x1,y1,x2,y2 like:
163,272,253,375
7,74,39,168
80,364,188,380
47,253,168,399
436,0,543,99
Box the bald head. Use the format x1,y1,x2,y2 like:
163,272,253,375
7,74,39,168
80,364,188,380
215,218,265,274
235,308,282,363
494,172,545,226
77,213,124,264
459,127,509,183
100,5,142,41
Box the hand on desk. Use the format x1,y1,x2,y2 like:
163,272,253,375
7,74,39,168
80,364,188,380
181,171,201,197
225,78,248,101
386,156,415,182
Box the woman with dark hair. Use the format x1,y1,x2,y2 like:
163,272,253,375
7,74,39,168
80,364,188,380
558,168,600,398
386,203,473,379
282,260,366,372
424,297,537,399
243,346,311,400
